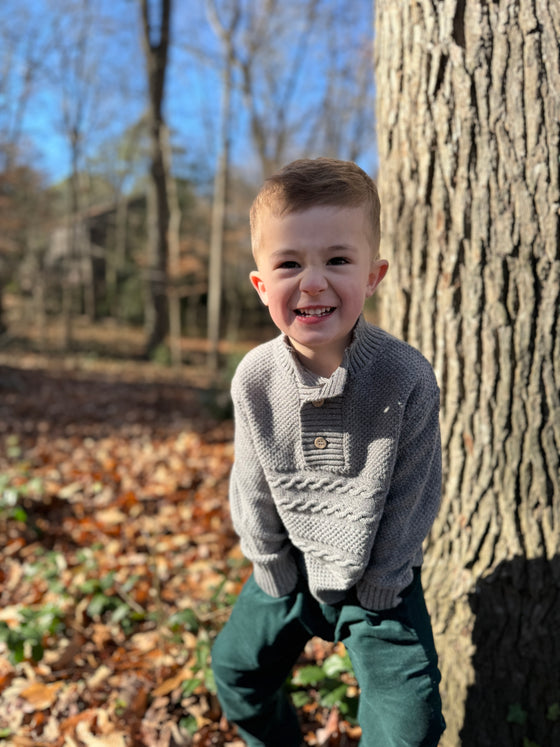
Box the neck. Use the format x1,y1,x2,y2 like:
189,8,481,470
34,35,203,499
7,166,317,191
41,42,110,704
289,341,346,378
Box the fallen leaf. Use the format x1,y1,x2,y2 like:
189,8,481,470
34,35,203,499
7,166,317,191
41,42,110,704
86,664,112,691
316,707,340,746
76,720,128,746
96,507,127,525
153,665,194,697
19,681,65,710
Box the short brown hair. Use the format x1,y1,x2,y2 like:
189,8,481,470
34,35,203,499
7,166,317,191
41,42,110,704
250,157,381,257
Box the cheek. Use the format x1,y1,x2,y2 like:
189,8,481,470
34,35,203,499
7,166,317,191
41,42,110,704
265,288,293,325
343,281,370,315
267,295,287,319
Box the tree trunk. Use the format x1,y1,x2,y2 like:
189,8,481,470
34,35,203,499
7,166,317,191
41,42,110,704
206,132,228,371
205,0,240,371
162,123,183,367
0,283,6,336
374,2,560,746
141,0,172,358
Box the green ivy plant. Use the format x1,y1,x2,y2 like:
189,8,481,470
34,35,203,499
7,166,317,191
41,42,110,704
290,650,359,723
0,605,65,663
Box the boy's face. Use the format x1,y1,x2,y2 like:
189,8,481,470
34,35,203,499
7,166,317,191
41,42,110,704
250,205,387,373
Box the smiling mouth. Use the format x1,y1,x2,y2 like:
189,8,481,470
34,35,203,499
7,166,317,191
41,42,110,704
294,306,335,317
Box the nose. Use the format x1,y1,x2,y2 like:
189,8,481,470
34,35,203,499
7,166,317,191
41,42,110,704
300,265,328,295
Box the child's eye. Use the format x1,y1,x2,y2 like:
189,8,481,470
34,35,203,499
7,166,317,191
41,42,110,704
327,256,349,265
277,260,300,269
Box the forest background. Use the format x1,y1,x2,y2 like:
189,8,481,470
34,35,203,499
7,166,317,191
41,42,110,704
0,0,375,364
1,1,560,747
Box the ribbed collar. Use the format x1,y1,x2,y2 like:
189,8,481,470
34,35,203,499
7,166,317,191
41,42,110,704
273,315,387,403
345,315,387,376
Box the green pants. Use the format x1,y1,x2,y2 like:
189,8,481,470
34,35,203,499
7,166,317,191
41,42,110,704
211,569,445,746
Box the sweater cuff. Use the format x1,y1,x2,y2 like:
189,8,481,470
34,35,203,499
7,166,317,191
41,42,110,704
356,582,401,611
253,555,299,598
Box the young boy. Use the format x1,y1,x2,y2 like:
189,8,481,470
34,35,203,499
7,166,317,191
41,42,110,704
211,158,446,746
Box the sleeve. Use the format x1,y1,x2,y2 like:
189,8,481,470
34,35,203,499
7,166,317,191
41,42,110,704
356,378,442,610
229,392,299,597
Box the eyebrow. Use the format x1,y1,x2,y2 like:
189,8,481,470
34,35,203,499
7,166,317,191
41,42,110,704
269,244,359,259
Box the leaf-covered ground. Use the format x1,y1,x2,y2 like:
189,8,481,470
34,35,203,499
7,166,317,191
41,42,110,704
0,354,361,746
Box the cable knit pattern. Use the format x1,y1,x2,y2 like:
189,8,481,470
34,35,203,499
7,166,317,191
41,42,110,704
229,316,442,610
269,476,365,494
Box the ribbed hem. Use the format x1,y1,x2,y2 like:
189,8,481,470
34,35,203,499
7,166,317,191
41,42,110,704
253,556,299,598
356,582,401,611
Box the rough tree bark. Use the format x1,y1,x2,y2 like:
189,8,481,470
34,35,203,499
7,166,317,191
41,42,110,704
374,2,560,745
141,0,172,358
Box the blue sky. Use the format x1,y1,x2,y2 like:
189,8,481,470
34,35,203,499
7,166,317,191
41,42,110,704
1,0,376,187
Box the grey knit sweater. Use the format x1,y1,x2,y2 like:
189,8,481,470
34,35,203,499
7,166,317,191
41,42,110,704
229,316,442,610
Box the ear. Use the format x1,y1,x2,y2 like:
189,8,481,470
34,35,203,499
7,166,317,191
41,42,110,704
365,259,389,298
249,270,269,306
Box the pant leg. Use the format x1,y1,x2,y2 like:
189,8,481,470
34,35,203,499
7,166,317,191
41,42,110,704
211,574,312,747
337,569,445,747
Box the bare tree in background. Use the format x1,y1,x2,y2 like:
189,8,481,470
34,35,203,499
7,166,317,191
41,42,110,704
375,2,560,745
54,0,98,344
205,0,240,370
0,10,44,171
198,0,372,363
309,1,374,163
38,0,134,347
233,0,321,178
140,0,172,359
0,4,52,336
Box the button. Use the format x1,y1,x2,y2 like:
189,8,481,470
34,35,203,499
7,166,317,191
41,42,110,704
312,399,325,408
314,436,328,449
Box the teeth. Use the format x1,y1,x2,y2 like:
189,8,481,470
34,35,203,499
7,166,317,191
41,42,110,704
296,307,333,317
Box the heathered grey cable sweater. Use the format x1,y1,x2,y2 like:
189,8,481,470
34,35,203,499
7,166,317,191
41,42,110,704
229,316,442,610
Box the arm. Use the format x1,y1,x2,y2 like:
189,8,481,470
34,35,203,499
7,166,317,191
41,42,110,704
229,394,299,597
356,382,442,610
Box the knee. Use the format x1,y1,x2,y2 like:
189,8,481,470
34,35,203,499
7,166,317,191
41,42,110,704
211,627,260,694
